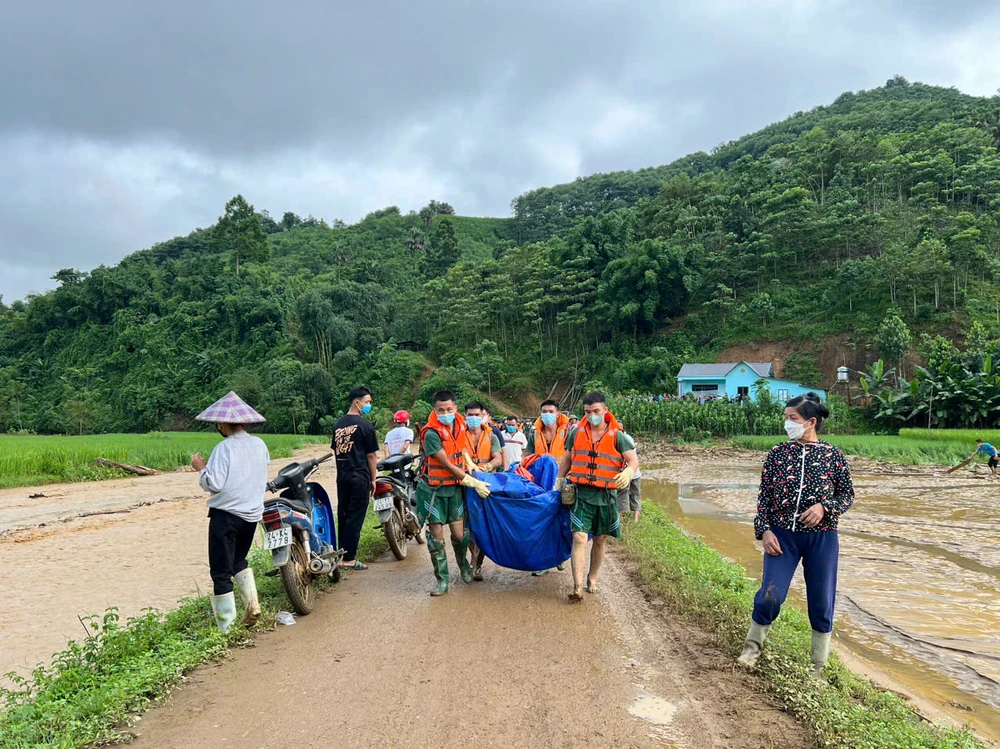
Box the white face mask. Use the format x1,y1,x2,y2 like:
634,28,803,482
784,420,806,440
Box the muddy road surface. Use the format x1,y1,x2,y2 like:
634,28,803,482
639,445,1000,743
0,444,336,679
133,548,805,749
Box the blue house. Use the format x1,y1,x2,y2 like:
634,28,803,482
676,361,827,402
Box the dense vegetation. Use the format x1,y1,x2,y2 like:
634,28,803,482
4,77,1000,434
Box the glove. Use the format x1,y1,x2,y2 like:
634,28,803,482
614,465,635,491
460,474,491,499
463,453,478,474
554,477,565,491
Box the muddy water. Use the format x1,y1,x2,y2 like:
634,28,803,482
643,466,1000,742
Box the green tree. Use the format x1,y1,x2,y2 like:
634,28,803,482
877,310,912,382
422,216,460,278
214,195,270,277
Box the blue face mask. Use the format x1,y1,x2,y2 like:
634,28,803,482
361,403,372,415
466,416,482,429
540,413,557,427
588,413,604,427
438,412,455,426
506,425,517,433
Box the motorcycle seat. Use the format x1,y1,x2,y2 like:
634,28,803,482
378,453,414,471
265,495,311,515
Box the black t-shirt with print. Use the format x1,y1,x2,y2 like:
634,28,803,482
333,414,379,480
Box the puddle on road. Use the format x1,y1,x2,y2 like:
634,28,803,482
645,477,1000,743
629,692,681,747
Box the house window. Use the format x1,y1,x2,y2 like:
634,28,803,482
777,389,789,402
737,387,749,398
692,384,717,393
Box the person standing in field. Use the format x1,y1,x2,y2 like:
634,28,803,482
333,386,379,571
737,393,854,681
191,391,270,634
383,410,414,458
418,390,491,596
501,415,527,466
972,439,998,479
556,391,639,602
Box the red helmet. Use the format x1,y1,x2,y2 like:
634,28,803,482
393,410,410,423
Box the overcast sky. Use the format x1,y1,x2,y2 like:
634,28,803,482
1,0,999,302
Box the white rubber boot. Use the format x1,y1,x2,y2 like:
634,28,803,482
210,592,237,634
234,568,262,626
736,622,770,669
811,630,832,681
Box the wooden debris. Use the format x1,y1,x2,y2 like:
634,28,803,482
94,458,160,476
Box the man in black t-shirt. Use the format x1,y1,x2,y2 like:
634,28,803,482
333,386,379,570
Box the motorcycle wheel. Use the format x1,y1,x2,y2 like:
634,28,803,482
384,507,407,560
414,526,426,544
280,540,315,615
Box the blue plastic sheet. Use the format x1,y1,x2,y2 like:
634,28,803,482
465,463,571,571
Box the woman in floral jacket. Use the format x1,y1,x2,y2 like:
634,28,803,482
737,393,854,680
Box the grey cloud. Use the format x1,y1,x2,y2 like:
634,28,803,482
2,0,1000,301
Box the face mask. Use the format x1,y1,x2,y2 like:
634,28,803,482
784,420,806,440
361,403,372,415
438,413,455,426
466,416,482,429
540,413,557,427
588,413,604,427
506,425,517,433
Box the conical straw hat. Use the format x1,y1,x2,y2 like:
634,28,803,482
195,391,266,423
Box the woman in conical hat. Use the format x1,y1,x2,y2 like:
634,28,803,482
191,392,270,633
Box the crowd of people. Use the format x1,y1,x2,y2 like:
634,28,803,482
189,387,855,682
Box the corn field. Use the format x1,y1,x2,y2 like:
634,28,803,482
611,398,784,438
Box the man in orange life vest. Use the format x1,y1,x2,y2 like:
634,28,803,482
527,399,570,576
418,390,492,596
556,391,639,602
463,401,503,581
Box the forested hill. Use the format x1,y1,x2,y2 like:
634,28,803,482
2,76,1000,435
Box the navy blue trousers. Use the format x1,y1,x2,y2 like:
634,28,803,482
752,528,839,633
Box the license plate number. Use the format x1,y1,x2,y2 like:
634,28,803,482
264,526,292,550
373,496,393,512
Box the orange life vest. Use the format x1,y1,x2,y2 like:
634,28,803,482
568,413,625,490
532,413,569,459
464,428,495,466
419,412,467,487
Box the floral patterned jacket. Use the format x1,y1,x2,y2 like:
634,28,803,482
753,440,854,540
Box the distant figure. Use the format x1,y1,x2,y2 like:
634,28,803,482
502,415,527,466
384,410,414,458
974,439,999,479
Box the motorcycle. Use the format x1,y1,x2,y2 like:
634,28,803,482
374,453,425,560
260,453,343,615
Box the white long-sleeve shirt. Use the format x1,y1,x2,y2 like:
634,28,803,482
199,430,271,522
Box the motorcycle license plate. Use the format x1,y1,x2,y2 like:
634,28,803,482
264,527,292,550
373,496,393,512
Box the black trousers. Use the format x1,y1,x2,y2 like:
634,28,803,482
208,508,257,595
337,475,370,563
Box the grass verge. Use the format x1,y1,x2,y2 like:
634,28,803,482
731,433,982,467
621,502,983,749
0,510,389,748
0,432,329,489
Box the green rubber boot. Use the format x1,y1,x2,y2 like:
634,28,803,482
452,529,474,584
427,535,449,596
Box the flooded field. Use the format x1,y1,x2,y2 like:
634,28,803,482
641,450,1000,743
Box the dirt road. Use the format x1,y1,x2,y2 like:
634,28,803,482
132,547,805,748
0,444,336,678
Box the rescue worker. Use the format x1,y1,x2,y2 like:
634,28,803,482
526,399,569,459
527,399,571,576
481,405,508,469
190,391,270,633
556,391,638,602
567,415,580,432
463,401,502,581
418,390,491,596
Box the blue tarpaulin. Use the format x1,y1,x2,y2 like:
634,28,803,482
465,457,571,571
